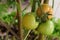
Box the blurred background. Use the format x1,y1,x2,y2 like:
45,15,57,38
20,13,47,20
0,0,60,40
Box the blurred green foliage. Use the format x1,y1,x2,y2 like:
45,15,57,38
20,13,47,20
52,18,60,37
0,4,8,13
0,0,16,25
0,11,16,25
7,0,15,5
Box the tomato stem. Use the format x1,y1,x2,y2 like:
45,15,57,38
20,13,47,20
24,30,31,40
43,0,49,4
38,0,42,7
38,34,46,40
31,0,36,12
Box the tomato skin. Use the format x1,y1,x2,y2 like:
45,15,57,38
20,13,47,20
37,20,54,35
22,13,39,30
36,4,53,19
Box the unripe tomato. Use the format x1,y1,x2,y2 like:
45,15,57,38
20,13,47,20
22,13,39,30
36,4,53,19
37,20,54,35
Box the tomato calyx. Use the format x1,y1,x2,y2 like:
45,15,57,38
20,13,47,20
36,4,53,20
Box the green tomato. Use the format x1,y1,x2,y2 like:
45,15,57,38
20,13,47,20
22,13,39,30
37,20,54,35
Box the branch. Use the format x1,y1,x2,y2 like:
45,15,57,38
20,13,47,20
16,0,23,40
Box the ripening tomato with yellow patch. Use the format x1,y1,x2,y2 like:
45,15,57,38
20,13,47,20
22,13,39,30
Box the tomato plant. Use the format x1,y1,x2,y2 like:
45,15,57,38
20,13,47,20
0,0,60,40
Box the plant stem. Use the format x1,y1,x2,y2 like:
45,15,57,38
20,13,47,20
16,0,23,40
52,0,54,8
24,30,31,40
38,34,46,40
38,0,41,7
22,3,30,12
12,36,16,40
43,0,49,4
31,0,36,12
5,31,9,40
34,35,39,40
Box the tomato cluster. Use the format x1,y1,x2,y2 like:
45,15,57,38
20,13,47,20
22,4,54,35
